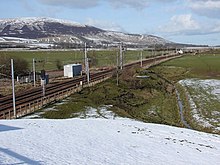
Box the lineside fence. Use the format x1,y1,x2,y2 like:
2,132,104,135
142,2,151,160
0,76,110,119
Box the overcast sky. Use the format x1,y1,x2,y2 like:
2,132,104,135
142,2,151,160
1,0,220,45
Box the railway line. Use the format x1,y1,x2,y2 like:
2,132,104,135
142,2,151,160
0,53,181,119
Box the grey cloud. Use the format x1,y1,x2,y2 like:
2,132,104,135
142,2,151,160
107,0,177,10
37,0,177,10
37,0,99,9
109,0,149,10
189,0,220,1
159,14,220,36
159,14,200,33
188,0,220,18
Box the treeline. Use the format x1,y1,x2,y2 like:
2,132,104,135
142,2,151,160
0,55,29,78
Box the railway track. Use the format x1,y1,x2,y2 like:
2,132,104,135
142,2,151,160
0,53,180,119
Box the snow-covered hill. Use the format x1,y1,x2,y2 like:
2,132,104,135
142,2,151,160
84,31,170,46
0,17,172,47
0,17,103,40
0,117,219,164
0,17,85,29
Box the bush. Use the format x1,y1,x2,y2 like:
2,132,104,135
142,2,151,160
0,55,29,77
55,59,62,70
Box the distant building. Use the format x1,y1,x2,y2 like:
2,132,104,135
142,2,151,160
64,64,82,78
177,50,183,54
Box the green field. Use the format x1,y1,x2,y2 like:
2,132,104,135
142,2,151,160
160,50,220,79
0,50,84,71
0,49,161,71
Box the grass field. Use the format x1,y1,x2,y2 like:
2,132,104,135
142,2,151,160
0,49,162,71
152,49,220,134
0,50,84,71
161,50,220,79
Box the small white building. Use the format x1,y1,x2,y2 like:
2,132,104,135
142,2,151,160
177,50,184,54
64,64,82,78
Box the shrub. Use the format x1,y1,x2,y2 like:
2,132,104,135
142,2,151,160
0,55,29,77
55,59,62,70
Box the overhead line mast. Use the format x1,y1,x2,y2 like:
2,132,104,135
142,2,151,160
11,59,16,118
84,43,90,84
119,43,123,70
140,51,143,67
33,58,36,87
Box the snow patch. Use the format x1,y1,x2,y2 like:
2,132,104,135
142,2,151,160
179,79,220,100
179,79,220,131
76,105,117,119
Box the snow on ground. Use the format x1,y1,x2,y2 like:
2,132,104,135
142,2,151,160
0,117,220,165
22,103,116,119
179,79,220,131
179,79,220,100
75,105,118,119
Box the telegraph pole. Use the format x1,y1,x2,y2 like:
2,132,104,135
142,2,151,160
11,59,16,118
33,58,36,87
84,43,90,84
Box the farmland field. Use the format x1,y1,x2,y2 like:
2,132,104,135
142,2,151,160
0,50,83,71
160,50,220,79
0,49,162,71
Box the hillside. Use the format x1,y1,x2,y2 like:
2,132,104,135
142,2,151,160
0,17,172,48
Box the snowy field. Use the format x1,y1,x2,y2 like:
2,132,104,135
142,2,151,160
179,79,220,131
0,117,220,165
